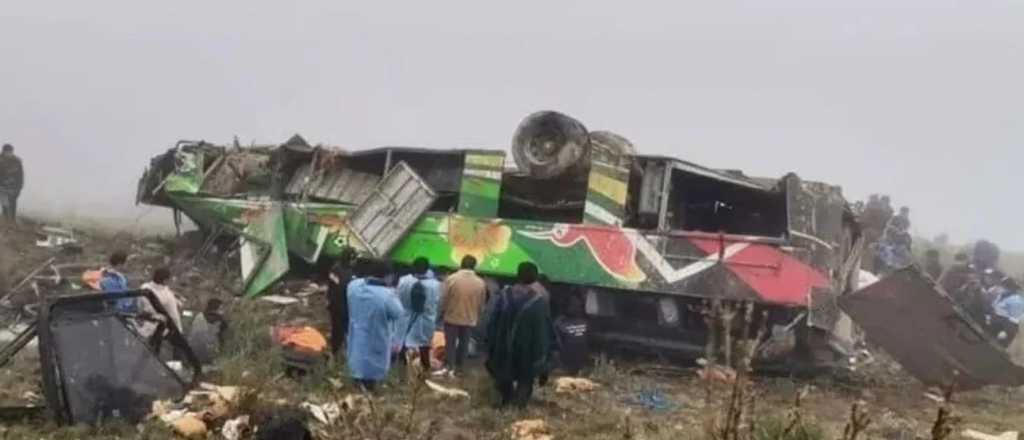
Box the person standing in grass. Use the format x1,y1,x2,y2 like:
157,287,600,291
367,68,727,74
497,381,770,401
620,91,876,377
395,257,441,374
326,247,357,355
0,143,23,224
347,259,403,391
486,262,552,408
437,255,487,377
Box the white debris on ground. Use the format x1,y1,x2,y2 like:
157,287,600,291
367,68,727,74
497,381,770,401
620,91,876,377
425,380,471,399
148,383,244,438
221,415,251,440
962,429,1021,440
510,419,553,440
301,401,342,425
553,377,600,394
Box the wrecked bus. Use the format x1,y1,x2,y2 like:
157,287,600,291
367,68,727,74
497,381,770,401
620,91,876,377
137,111,863,369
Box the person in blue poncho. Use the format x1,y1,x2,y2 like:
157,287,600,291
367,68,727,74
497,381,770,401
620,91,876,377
346,259,403,391
991,277,1024,344
394,257,442,374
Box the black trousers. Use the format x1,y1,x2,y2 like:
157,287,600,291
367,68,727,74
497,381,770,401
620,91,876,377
496,375,536,408
328,308,347,355
444,324,471,371
1,192,16,222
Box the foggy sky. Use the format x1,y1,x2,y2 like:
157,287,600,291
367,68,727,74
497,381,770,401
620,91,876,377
1,1,1021,249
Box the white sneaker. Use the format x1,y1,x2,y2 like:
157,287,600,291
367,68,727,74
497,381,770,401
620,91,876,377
431,368,450,377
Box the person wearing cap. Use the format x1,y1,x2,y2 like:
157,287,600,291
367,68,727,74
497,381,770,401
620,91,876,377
0,143,24,223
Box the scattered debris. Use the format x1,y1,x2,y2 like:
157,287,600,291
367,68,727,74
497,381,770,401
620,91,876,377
553,377,599,394
963,429,1021,440
34,226,78,250
290,282,324,298
510,419,553,440
923,391,946,404
622,390,676,412
300,401,341,425
0,257,56,304
171,415,208,439
424,380,470,399
221,415,251,440
150,383,243,436
341,394,370,413
259,295,301,306
696,359,738,385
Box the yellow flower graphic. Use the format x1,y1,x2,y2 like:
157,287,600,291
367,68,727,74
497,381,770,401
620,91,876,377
447,216,511,264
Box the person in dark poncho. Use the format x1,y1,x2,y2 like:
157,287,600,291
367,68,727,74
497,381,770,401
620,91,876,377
486,262,552,408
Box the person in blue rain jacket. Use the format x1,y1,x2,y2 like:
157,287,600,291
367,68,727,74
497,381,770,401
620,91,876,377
346,259,403,390
394,257,442,374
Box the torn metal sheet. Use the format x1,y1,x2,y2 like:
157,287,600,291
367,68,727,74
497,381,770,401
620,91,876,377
162,149,204,195
839,267,1024,390
285,163,380,204
239,204,290,297
282,205,330,263
347,161,437,257
200,151,272,197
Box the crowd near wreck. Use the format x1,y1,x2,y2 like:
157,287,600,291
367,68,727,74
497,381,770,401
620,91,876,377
3,111,1024,437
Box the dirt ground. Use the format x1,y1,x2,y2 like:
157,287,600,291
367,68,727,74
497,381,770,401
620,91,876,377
2,220,1024,439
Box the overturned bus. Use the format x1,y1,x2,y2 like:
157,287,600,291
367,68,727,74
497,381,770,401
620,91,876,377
137,111,863,369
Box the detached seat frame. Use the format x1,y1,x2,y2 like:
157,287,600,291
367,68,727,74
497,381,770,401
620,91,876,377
32,290,203,425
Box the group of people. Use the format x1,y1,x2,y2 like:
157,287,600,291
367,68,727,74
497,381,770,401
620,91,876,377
326,252,571,408
936,240,1024,344
0,143,23,224
856,194,913,275
94,251,226,361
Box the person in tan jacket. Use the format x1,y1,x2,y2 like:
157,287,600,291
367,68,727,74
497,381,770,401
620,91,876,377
436,255,487,376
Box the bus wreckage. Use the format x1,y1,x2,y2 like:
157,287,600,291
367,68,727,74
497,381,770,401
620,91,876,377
134,111,1023,385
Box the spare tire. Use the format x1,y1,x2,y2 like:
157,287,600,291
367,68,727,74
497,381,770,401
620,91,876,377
511,111,590,179
589,130,636,165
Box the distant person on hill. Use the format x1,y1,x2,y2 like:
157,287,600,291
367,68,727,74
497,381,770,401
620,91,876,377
879,195,894,226
886,206,911,234
0,144,24,223
924,249,944,280
940,252,971,297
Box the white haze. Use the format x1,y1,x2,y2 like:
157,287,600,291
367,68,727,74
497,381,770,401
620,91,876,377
1,1,1021,248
